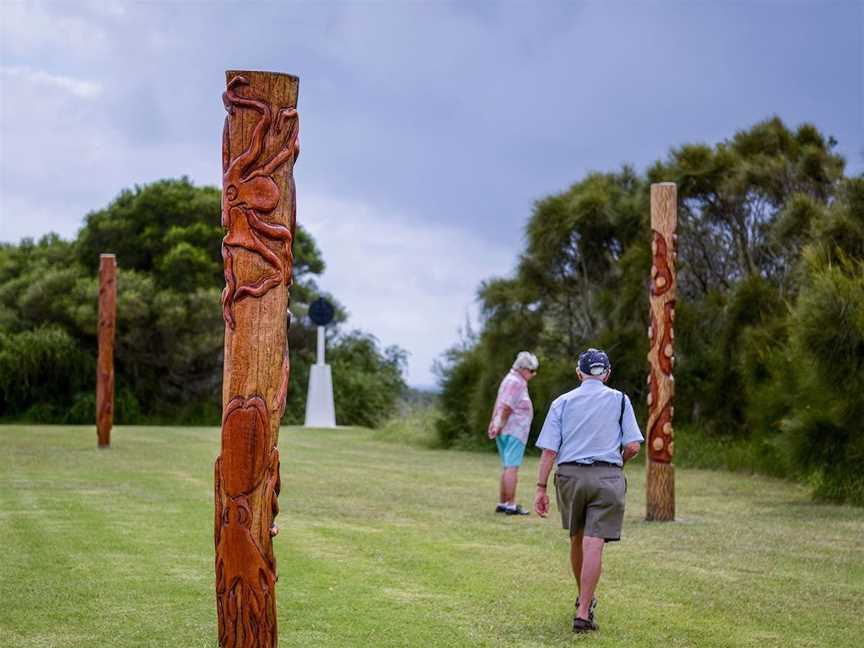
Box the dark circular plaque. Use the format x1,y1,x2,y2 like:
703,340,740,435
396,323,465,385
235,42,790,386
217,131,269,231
309,298,335,326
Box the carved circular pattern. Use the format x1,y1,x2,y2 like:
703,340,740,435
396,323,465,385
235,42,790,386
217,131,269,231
648,220,675,464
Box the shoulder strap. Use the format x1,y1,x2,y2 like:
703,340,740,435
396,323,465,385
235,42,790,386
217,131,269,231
619,392,626,431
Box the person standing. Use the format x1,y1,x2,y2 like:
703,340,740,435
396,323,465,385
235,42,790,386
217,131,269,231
488,351,539,516
533,348,643,633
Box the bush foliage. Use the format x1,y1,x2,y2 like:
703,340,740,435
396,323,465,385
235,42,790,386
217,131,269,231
435,118,864,504
0,178,405,427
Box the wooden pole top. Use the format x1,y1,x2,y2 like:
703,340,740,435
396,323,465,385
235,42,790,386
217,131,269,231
225,69,300,85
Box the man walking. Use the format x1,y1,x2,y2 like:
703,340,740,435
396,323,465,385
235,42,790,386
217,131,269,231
533,348,643,633
488,351,539,515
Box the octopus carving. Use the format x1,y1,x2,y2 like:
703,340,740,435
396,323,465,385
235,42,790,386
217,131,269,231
221,74,300,329
215,396,281,648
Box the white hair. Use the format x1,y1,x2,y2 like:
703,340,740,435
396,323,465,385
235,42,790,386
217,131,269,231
512,351,539,371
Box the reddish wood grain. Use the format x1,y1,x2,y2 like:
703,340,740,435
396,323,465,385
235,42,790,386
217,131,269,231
215,70,299,648
96,254,116,448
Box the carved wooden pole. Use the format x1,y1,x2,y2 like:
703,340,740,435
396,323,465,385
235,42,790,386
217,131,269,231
96,253,117,449
214,70,299,648
646,183,676,521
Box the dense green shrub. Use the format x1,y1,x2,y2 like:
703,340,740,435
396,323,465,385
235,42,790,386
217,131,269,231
329,332,407,428
784,252,864,503
435,342,485,448
0,326,93,421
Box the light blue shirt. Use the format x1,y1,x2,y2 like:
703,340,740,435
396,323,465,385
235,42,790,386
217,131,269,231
536,379,644,466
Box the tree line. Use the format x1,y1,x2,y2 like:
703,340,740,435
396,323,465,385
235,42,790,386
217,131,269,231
0,178,406,428
435,118,864,505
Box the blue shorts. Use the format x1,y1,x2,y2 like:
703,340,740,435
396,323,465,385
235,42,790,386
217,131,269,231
496,434,526,468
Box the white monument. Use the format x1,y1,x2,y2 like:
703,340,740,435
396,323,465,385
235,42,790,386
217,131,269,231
304,298,336,428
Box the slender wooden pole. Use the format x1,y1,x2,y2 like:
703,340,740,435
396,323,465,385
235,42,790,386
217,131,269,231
646,183,676,521
214,70,299,648
96,253,117,449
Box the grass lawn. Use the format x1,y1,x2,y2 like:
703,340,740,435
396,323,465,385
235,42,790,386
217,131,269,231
1,425,862,647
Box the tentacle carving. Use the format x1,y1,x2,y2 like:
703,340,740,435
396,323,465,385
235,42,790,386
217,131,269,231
221,75,300,329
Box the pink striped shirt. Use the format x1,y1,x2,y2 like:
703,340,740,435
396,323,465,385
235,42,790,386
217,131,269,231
493,369,534,444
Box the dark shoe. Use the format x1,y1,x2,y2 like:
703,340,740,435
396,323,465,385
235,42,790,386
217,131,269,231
505,504,529,516
573,617,598,633
495,504,507,514
574,596,597,622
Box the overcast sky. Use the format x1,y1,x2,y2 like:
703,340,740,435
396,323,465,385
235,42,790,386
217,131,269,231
1,1,862,386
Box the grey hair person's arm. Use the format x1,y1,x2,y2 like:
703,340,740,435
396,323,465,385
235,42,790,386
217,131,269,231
487,404,513,439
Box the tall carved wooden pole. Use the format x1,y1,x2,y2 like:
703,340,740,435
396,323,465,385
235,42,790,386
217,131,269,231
96,253,117,449
214,70,299,648
646,182,676,521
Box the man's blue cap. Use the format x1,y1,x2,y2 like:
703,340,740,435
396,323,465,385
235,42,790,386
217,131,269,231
579,348,611,376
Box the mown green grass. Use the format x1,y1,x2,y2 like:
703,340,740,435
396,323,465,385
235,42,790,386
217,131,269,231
1,425,862,647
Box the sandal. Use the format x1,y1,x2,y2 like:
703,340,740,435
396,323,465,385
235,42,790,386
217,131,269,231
573,616,598,633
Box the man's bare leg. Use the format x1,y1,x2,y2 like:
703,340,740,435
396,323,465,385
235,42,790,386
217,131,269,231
576,536,604,620
501,467,519,505
569,531,584,592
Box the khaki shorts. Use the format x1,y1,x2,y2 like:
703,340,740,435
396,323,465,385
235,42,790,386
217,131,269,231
555,463,626,542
